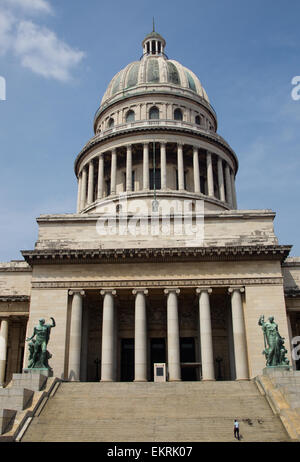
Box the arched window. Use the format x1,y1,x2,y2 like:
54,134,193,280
108,118,114,128
174,108,183,121
126,110,135,123
149,106,159,120
195,115,201,125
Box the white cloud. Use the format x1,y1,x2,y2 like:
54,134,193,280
0,9,15,55
0,2,85,82
3,0,53,15
14,20,85,82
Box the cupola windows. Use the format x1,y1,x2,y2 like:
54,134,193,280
149,106,159,120
108,118,114,128
174,108,183,121
126,110,135,123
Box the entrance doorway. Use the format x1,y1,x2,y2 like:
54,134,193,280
180,337,197,381
121,338,134,381
150,338,166,381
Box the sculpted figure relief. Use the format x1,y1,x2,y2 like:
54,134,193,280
258,315,289,367
26,317,56,370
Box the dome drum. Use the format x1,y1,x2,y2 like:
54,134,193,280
76,140,237,214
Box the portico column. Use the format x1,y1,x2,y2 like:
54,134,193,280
133,289,148,382
87,161,94,205
160,142,167,189
0,318,9,387
206,151,214,197
217,157,225,202
100,290,116,381
110,149,117,195
164,289,181,381
231,171,237,209
80,167,87,210
225,164,233,207
76,173,82,212
143,143,149,190
228,287,249,380
126,145,132,192
177,144,184,190
97,154,104,200
196,288,215,381
68,291,85,381
193,146,200,193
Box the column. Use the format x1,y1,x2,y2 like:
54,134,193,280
0,318,9,387
225,164,233,207
100,290,116,381
177,144,184,190
80,166,87,210
206,151,214,197
143,143,149,190
196,288,215,381
164,289,181,381
231,170,237,209
97,154,104,200
133,289,148,381
160,142,167,190
126,145,132,192
68,291,85,381
87,161,94,205
217,157,225,202
76,173,82,212
193,146,200,193
110,149,117,195
228,287,249,380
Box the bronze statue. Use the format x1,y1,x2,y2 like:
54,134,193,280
258,315,289,367
26,317,56,369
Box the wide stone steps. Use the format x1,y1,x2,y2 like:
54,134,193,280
21,381,290,442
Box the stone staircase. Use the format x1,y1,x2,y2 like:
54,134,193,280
20,380,290,442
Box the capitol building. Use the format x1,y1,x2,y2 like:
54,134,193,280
1,28,300,391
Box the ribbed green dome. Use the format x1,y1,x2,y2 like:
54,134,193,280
100,56,210,107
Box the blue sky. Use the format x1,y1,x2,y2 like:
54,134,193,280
0,0,299,261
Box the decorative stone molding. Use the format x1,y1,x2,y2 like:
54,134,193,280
68,290,85,296
31,277,283,290
196,287,212,295
22,245,292,266
132,289,148,296
0,296,30,302
100,289,117,296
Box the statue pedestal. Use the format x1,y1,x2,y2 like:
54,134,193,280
263,366,292,378
23,368,53,378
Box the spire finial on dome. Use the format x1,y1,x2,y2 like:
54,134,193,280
142,22,166,57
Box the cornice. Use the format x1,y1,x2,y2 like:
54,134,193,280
0,295,30,302
21,245,292,266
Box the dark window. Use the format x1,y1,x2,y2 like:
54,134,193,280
150,168,161,190
174,108,183,121
126,110,135,122
195,115,201,125
108,118,114,128
149,106,159,120
106,179,111,196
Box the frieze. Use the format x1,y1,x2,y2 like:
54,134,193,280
31,277,283,290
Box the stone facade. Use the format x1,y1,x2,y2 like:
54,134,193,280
1,30,299,386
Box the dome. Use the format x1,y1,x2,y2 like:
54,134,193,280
99,31,210,110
